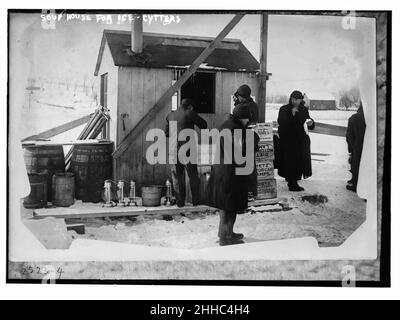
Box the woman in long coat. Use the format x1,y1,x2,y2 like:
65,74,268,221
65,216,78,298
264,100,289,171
277,91,315,191
207,105,258,246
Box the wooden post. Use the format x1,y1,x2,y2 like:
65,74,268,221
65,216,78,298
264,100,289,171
113,13,245,159
131,14,143,53
258,13,268,123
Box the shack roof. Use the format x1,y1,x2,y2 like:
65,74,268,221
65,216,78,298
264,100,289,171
94,30,260,75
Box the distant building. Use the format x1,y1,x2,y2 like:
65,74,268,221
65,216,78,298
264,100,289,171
303,92,336,110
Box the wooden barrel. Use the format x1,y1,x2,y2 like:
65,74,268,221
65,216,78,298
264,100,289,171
70,142,113,203
141,186,163,207
23,145,65,202
23,173,48,209
52,172,75,207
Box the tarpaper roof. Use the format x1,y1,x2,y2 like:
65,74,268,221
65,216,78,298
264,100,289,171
94,30,260,75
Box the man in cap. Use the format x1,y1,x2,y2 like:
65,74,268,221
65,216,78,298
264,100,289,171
346,102,366,192
233,84,259,197
207,104,259,245
165,98,208,207
277,90,314,191
233,84,259,125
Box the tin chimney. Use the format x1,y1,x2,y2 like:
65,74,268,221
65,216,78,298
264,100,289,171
131,14,143,53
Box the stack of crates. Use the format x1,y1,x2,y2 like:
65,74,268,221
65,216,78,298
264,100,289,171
254,123,277,199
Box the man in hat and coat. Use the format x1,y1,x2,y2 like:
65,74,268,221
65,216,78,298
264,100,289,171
346,102,366,192
233,84,259,125
277,90,315,191
207,104,259,246
165,98,208,207
233,84,259,197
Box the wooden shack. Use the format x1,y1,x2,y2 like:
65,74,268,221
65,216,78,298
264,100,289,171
304,92,337,110
94,29,260,191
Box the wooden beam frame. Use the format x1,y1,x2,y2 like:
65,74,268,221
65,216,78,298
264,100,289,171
257,13,268,123
21,114,93,142
113,13,245,158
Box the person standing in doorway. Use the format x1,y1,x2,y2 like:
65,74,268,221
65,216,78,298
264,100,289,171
277,90,315,191
165,98,208,207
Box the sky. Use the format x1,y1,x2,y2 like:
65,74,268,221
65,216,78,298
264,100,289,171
10,12,373,97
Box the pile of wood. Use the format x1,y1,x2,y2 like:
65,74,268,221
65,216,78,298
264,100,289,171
65,107,110,169
254,123,277,199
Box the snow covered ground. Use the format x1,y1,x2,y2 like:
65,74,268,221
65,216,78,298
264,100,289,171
16,100,373,280
20,130,365,250
18,98,365,249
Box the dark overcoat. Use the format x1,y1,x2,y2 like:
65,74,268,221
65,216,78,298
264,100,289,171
207,115,257,212
346,107,366,179
277,103,314,180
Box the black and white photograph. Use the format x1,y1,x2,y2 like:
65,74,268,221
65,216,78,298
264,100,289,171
5,7,390,290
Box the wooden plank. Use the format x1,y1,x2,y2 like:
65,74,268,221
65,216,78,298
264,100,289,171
22,114,92,141
94,34,106,76
142,67,156,184
33,204,218,220
33,198,282,220
22,139,110,147
117,68,133,144
258,13,268,123
153,69,172,185
113,13,245,159
272,121,347,137
214,71,223,129
249,197,281,206
313,122,347,137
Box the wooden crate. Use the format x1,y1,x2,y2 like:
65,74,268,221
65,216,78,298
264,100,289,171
256,160,274,179
256,141,274,160
256,178,277,199
253,122,273,142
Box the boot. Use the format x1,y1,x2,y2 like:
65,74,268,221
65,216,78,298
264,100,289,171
346,183,356,192
288,181,304,192
219,237,244,246
232,232,244,240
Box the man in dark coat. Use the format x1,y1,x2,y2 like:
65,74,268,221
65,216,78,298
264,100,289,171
277,90,315,191
207,104,258,246
233,84,259,125
346,103,366,192
233,84,259,197
165,98,208,207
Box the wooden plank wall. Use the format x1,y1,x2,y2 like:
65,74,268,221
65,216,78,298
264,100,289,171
116,67,259,193
116,67,172,191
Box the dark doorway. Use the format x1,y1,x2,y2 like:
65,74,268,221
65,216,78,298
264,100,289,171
181,72,215,113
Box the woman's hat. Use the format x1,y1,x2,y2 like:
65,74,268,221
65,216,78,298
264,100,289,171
290,90,304,100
